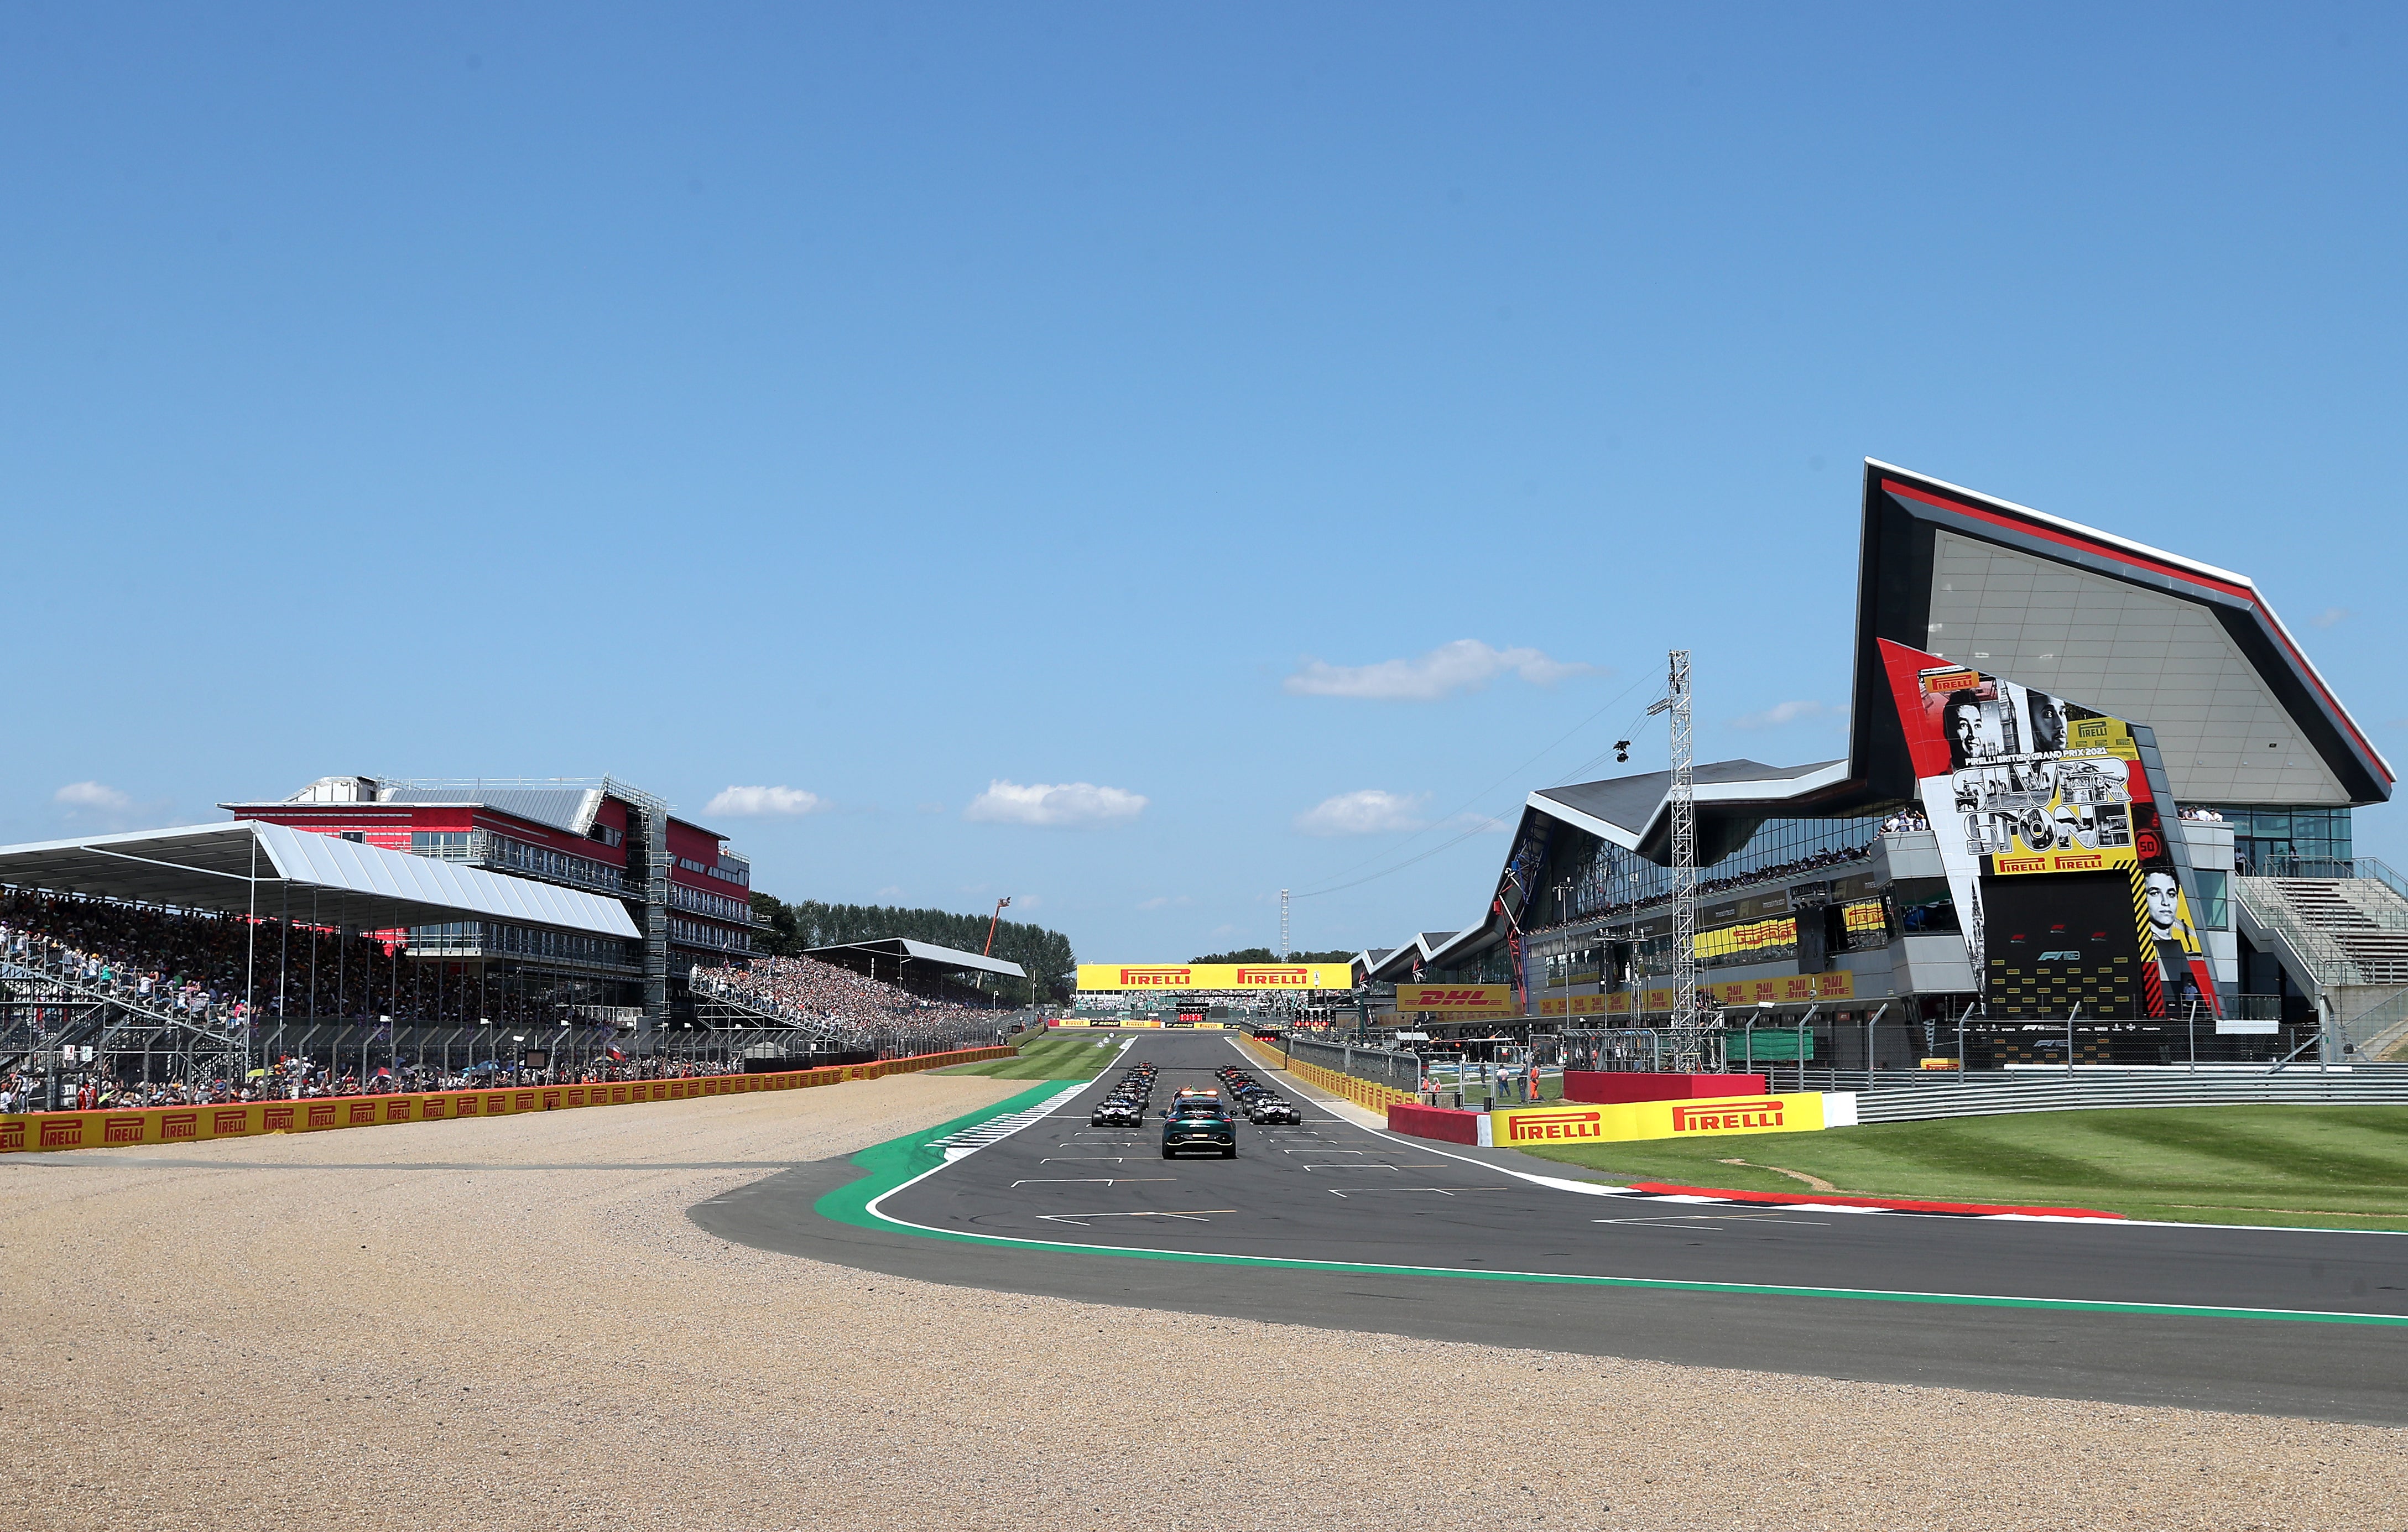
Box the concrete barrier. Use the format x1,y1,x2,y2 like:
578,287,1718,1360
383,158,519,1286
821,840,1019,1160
1385,1102,1481,1143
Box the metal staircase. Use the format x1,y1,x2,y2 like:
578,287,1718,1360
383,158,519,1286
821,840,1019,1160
0,958,248,1086
2234,872,2408,1059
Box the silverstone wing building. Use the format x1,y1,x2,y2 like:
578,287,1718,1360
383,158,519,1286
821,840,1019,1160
1377,462,2401,1067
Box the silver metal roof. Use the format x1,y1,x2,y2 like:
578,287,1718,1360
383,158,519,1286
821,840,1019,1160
802,937,1027,979
0,822,640,939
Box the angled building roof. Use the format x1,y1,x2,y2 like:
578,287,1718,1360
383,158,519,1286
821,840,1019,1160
1413,460,2391,975
0,822,641,939
804,937,1026,980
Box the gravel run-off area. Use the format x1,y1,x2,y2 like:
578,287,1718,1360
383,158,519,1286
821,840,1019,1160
1,1074,2400,1531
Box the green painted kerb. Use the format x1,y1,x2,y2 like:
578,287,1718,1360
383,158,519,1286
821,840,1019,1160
812,1084,2408,1328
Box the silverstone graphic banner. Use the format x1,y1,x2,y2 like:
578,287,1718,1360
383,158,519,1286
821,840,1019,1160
1877,639,2219,1022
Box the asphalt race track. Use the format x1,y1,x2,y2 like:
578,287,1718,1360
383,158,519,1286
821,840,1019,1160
695,1031,2408,1423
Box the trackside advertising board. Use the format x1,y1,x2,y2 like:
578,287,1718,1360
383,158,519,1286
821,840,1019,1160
1077,963,1353,991
1394,983,1518,1017
1478,1091,1829,1149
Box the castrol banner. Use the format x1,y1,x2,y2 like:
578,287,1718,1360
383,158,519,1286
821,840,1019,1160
1479,1091,1828,1148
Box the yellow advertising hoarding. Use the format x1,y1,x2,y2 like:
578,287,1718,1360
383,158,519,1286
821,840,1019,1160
1487,1091,1827,1149
1393,983,1519,1016
1077,963,1354,992
1537,970,1857,1017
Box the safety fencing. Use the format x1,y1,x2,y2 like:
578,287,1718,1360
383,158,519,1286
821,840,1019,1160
1241,1034,1419,1113
1833,1065,2408,1124
0,1044,1014,1155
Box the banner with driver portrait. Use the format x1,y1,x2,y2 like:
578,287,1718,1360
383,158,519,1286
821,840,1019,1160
1877,639,2222,1026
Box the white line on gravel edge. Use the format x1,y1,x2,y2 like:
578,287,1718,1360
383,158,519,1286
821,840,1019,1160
1226,1038,2408,1238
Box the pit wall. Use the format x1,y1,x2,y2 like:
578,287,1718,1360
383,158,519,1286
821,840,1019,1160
1238,1034,1417,1113
0,1045,1015,1155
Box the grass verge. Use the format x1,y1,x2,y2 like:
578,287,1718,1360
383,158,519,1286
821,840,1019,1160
1508,1104,2408,1230
934,1033,1121,1080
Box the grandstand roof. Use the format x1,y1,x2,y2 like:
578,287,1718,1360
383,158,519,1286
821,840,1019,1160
0,822,642,939
802,937,1026,981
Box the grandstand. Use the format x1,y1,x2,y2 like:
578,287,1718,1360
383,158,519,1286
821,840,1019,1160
0,806,1022,1109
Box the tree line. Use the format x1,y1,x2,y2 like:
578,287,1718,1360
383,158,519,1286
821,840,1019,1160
1187,947,1357,964
749,893,1077,1007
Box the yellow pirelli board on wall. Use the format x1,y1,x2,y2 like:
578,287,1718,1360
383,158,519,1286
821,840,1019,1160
1077,963,1354,991
1483,1092,1828,1149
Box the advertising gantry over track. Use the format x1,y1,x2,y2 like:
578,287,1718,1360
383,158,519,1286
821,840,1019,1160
1370,462,2399,1069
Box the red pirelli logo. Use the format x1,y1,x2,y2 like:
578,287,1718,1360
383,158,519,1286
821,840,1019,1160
103,1116,145,1145
1118,967,1193,986
39,1118,85,1149
0,1121,23,1152
213,1109,250,1135
1233,967,1313,986
1669,1099,1786,1133
263,1106,295,1132
306,1104,335,1129
1504,1110,1604,1144
165,1112,199,1139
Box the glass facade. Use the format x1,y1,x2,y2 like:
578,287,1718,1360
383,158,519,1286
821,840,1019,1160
2198,805,2353,875
1544,814,1891,927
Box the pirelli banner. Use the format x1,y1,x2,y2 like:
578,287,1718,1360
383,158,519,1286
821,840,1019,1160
1479,1091,1830,1149
1394,983,1518,1017
0,1046,1015,1155
1077,963,1355,992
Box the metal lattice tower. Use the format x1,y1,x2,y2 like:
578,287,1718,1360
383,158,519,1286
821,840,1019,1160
1660,649,1705,1064
1280,889,1290,960
602,775,673,1054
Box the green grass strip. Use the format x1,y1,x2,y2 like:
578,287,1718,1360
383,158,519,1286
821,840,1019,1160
810,1085,2408,1328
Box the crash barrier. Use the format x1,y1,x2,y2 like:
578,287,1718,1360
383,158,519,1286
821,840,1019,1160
1387,1091,1856,1149
1281,1035,1424,1096
1562,1071,1768,1104
0,1045,1015,1155
1387,1102,1481,1143
1238,1034,1420,1113
1816,1065,2408,1124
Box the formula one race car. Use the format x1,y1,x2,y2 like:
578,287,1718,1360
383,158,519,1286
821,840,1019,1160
1161,1101,1238,1159
1246,1097,1301,1125
1090,1098,1143,1128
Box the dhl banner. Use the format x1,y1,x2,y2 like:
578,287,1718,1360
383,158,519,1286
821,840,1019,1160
1394,983,1519,1016
1078,963,1354,991
1537,970,1858,1017
0,1045,1015,1155
1479,1091,1830,1149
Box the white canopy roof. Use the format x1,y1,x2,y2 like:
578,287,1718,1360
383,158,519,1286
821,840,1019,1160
0,821,640,939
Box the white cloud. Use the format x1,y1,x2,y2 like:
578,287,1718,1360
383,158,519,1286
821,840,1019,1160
1283,640,1599,702
54,781,134,812
965,779,1148,828
1732,699,1838,729
1137,895,1193,911
1295,789,1429,836
706,784,827,817
2311,607,2352,629
873,885,905,899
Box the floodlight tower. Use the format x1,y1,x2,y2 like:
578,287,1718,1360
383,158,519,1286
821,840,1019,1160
1280,888,1290,960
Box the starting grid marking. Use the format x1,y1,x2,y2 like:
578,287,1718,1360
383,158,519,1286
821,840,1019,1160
930,1082,1092,1161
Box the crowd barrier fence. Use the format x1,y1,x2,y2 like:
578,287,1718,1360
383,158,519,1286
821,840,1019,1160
1240,1034,1419,1113
0,1045,1015,1155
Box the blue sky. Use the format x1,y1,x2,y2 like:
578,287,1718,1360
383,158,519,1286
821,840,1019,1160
4,4,2402,962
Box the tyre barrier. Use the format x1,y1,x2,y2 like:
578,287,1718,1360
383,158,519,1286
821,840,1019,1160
0,1045,1017,1155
